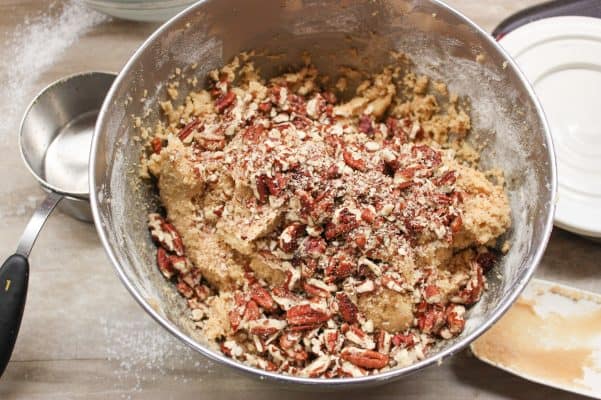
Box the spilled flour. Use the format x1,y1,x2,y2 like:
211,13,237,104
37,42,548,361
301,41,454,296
0,1,106,144
100,317,217,395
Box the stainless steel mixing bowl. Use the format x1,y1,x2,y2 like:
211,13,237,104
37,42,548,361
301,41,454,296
90,0,557,387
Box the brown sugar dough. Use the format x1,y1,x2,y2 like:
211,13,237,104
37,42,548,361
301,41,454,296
142,54,511,377
358,289,413,332
453,162,511,249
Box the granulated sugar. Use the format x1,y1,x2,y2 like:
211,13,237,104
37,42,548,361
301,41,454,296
0,1,106,144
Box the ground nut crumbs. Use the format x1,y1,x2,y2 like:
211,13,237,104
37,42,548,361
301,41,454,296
141,53,510,378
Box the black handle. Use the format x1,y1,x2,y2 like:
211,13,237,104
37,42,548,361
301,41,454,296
493,0,601,40
0,254,29,377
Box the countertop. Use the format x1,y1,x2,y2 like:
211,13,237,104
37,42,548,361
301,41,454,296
1,1,600,399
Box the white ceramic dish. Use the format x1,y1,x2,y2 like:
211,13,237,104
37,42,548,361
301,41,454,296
500,16,601,239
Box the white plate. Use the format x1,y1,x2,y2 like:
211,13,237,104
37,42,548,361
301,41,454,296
500,16,601,239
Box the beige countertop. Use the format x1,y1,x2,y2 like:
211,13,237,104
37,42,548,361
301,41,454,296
0,1,599,399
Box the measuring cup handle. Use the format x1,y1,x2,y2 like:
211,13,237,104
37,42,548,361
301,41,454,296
0,254,29,377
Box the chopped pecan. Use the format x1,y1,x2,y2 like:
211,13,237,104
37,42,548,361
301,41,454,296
243,124,265,142
450,215,463,234
341,347,389,370
177,119,201,142
181,268,202,287
454,262,485,305
361,208,376,223
325,254,356,282
445,304,466,336
156,247,174,279
243,300,260,321
435,170,457,186
336,292,358,324
345,326,375,349
301,355,332,377
417,304,446,335
148,213,185,256
286,304,330,330
391,333,414,348
303,279,335,298
376,330,392,354
176,280,194,298
266,173,288,197
250,283,277,312
385,117,407,140
248,318,287,337
279,330,302,350
354,233,367,249
476,251,497,273
279,223,305,253
215,91,236,113
343,148,366,171
424,285,441,304
326,164,340,179
150,137,163,154
169,255,190,274
325,208,359,239
256,173,288,203
303,237,326,258
359,115,374,135
411,144,441,167
323,329,342,354
258,101,272,113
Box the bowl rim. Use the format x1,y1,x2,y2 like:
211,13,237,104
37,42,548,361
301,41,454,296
89,0,557,387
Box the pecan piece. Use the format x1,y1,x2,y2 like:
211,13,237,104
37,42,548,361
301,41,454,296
243,124,265,142
176,280,194,298
228,308,242,332
301,355,332,378
265,173,288,197
454,263,485,305
325,208,359,239
148,213,185,256
214,91,236,113
343,148,366,171
258,101,272,113
358,114,374,135
243,300,260,321
156,247,174,279
325,254,355,282
391,333,414,348
303,237,326,258
476,251,497,272
169,255,190,274
279,223,305,253
336,292,358,324
341,347,389,370
326,164,340,179
445,304,466,336
450,215,463,234
286,304,330,330
177,118,201,142
361,208,376,223
150,137,163,154
247,318,287,337
411,144,441,167
417,304,446,334
250,283,277,312
435,170,457,186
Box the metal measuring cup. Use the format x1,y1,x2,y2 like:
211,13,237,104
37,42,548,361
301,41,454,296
0,72,116,376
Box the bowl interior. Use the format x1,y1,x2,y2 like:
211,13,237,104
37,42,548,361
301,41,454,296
91,0,555,386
